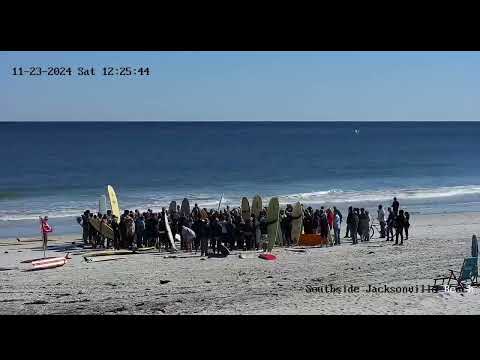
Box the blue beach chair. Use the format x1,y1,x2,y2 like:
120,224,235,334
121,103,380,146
433,257,478,290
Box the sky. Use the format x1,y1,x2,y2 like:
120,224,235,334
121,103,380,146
0,51,479,121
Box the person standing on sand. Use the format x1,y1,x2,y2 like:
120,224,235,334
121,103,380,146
358,208,368,242
81,210,90,244
182,225,196,252
345,207,353,238
394,210,406,245
40,216,52,257
198,217,210,256
319,210,329,242
111,215,120,249
386,207,395,241
377,205,386,238
135,215,145,248
351,209,359,245
210,216,222,254
392,197,400,216
404,211,410,240
333,211,341,245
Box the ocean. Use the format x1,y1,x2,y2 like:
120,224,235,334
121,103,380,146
1,121,480,238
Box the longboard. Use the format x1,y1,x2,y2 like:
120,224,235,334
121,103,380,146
241,197,251,221
181,198,190,218
82,250,134,258
30,254,70,271
89,217,114,240
266,197,280,252
165,213,177,251
291,202,303,245
107,185,121,221
169,201,177,214
251,195,262,219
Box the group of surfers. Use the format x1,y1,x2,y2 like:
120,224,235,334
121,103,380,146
77,197,411,254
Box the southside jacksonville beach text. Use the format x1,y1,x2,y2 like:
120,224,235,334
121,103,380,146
305,284,473,294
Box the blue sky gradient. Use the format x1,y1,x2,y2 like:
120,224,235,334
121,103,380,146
1,51,479,121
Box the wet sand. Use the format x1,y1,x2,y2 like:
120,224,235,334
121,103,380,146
1,211,480,315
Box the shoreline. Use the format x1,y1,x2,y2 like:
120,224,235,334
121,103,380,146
1,210,479,314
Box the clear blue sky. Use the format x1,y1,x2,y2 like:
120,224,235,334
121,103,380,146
1,51,479,121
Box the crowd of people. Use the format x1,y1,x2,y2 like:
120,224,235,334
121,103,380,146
77,197,411,254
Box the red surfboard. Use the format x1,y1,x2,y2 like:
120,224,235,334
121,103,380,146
259,253,277,261
30,254,70,271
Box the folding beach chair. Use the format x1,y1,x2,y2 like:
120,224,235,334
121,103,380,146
433,257,479,290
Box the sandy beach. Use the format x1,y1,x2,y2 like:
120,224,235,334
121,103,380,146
1,211,479,315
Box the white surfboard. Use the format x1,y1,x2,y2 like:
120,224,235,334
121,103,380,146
165,213,176,251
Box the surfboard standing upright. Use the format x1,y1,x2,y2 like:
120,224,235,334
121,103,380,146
164,212,176,251
181,198,190,218
291,202,304,245
107,185,121,222
266,197,280,252
241,197,251,221
251,195,262,219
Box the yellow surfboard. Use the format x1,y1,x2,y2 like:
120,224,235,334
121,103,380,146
107,185,121,222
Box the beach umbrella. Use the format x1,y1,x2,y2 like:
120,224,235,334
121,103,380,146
472,235,478,258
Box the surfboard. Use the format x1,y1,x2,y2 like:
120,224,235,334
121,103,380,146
107,185,120,221
165,212,176,251
291,202,303,245
241,197,251,221
89,217,114,240
30,254,70,270
99,195,107,214
259,253,276,261
266,197,280,252
251,195,262,219
200,209,209,220
181,198,190,218
169,201,177,214
82,250,134,258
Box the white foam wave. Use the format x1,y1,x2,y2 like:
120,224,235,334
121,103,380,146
2,185,480,222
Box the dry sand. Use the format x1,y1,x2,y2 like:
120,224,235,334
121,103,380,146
1,211,480,315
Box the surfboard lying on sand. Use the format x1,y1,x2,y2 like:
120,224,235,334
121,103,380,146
89,217,114,240
291,202,303,245
85,256,127,263
251,195,262,219
82,250,134,258
107,185,120,221
241,197,251,221
165,213,177,251
266,197,280,252
30,254,70,271
259,253,276,261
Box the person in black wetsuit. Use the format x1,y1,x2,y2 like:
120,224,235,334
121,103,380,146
284,207,293,247
404,211,410,240
392,197,400,216
351,208,359,245
319,210,329,239
345,206,353,238
394,210,406,245
386,207,395,241
111,215,120,250
303,209,313,234
198,217,210,256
